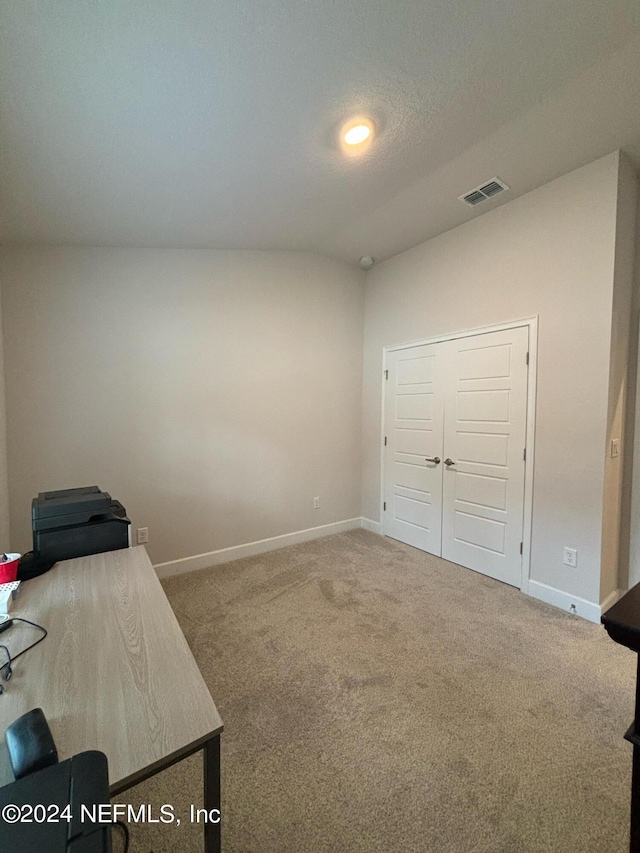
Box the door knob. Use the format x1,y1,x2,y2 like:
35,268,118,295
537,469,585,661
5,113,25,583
444,458,456,466
425,456,440,464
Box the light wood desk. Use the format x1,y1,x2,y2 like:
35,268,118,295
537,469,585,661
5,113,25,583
0,546,223,852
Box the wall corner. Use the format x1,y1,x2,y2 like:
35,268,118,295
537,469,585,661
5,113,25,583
602,151,639,599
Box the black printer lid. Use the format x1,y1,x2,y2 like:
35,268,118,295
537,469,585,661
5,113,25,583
33,486,112,519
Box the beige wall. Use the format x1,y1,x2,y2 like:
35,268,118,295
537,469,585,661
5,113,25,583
0,248,365,565
361,153,622,607
0,282,9,549
601,153,638,600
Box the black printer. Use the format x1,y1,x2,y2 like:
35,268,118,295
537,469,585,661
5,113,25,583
19,487,130,580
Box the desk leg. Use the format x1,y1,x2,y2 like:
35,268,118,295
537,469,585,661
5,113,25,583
631,745,640,853
203,735,221,853
631,657,640,853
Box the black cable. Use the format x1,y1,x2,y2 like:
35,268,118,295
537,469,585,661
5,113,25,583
0,644,9,692
0,617,47,680
114,819,130,853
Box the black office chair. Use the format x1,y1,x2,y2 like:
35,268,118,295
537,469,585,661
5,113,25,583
1,708,113,852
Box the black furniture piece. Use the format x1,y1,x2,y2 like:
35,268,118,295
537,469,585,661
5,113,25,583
0,751,112,852
19,486,130,580
5,707,58,779
1,707,111,852
602,585,640,853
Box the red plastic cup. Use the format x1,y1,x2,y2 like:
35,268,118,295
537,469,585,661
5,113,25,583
0,553,20,584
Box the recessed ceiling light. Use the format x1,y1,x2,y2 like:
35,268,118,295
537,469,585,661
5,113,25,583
341,118,375,149
344,124,372,145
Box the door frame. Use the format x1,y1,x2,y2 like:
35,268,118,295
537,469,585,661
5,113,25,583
380,316,538,593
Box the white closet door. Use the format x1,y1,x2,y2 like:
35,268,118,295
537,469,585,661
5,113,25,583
440,327,529,587
383,344,445,555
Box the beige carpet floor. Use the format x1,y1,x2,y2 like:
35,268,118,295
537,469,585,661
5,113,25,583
116,529,636,852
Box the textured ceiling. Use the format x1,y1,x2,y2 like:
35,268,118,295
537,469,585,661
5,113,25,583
1,0,639,264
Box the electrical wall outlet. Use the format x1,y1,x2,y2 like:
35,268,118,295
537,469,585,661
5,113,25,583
137,527,149,545
313,497,320,509
563,547,577,568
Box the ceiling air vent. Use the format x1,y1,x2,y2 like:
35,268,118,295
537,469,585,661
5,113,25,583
459,177,509,207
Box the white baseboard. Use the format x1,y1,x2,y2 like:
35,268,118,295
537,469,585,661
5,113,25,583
154,517,362,579
155,523,624,625
526,580,613,624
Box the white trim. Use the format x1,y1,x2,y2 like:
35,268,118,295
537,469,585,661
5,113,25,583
527,580,605,623
520,317,538,593
153,515,618,625
381,317,538,594
154,517,361,579
383,317,539,353
379,368,387,530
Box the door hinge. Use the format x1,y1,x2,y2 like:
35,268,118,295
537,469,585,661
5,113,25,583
384,436,387,446
523,448,526,461
383,501,386,511
384,369,388,379
526,351,529,365
520,542,523,555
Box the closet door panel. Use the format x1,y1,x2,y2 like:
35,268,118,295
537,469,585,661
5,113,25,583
441,327,528,587
383,345,445,555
